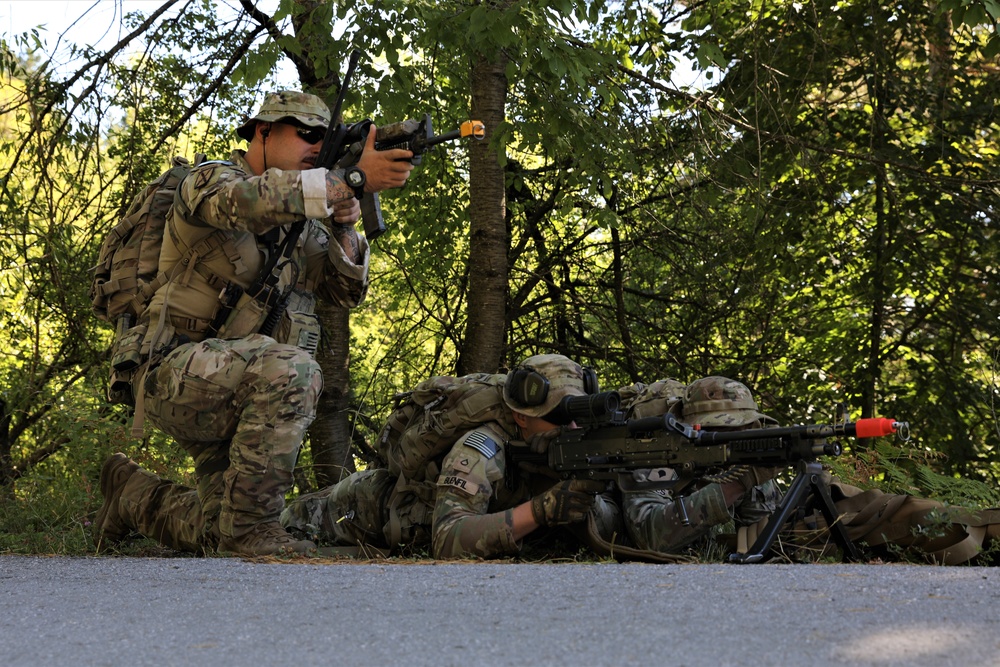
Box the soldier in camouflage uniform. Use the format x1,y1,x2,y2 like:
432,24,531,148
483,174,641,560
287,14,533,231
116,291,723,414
618,376,784,554
635,376,1000,564
429,356,608,557
280,357,778,560
93,91,415,556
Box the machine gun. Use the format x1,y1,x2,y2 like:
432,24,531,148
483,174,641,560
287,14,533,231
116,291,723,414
330,114,485,240
510,391,911,563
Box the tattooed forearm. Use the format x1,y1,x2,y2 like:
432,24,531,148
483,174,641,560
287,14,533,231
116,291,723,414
331,224,362,263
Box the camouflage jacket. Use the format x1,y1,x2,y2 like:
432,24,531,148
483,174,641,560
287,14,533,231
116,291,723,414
142,150,369,351
431,423,549,559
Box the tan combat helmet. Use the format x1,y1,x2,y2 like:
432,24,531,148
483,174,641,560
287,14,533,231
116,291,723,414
503,354,592,419
236,90,331,141
677,376,777,428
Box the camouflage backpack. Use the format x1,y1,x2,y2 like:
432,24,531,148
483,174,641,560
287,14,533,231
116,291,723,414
89,155,230,404
93,156,194,325
374,372,514,547
376,373,513,486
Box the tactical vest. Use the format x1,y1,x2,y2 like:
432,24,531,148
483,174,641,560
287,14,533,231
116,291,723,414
141,158,322,356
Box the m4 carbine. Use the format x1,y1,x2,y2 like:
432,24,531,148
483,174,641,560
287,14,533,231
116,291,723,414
316,74,486,242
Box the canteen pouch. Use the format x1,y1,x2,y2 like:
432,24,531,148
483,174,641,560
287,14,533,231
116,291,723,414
215,289,270,340
275,309,322,355
109,320,149,405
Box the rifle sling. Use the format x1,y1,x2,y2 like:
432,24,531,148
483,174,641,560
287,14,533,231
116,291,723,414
208,220,305,336
582,513,695,564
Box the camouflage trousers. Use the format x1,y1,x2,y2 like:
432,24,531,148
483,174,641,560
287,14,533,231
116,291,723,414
617,472,1000,564
280,469,434,551
617,480,782,554
120,334,322,551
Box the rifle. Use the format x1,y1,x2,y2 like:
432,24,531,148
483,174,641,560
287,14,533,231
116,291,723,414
329,113,485,241
510,391,911,563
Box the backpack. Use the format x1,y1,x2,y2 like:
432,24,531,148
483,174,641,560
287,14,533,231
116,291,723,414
371,373,515,547
375,372,513,485
91,155,201,325
617,378,686,419
90,155,228,405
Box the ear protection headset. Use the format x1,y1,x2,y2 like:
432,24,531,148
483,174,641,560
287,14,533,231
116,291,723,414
506,364,599,408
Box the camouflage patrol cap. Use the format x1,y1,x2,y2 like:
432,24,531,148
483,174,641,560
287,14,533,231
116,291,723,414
676,376,777,427
236,90,331,141
503,354,588,419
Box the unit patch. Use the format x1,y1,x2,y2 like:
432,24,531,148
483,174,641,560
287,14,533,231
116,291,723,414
194,166,215,189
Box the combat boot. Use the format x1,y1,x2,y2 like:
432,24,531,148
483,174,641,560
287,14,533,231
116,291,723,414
93,453,140,549
217,520,316,556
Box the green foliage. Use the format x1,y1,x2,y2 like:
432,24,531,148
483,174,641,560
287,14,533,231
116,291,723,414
3,0,999,556
830,438,1000,509
939,0,1000,56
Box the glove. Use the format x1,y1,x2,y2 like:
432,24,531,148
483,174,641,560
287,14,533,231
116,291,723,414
525,425,562,454
735,465,781,494
530,480,606,527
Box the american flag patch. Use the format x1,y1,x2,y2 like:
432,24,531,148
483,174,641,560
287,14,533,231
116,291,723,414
463,431,498,459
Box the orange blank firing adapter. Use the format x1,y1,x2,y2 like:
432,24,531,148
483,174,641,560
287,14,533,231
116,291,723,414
461,121,486,140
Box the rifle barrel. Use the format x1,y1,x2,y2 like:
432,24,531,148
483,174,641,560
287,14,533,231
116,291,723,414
425,120,486,148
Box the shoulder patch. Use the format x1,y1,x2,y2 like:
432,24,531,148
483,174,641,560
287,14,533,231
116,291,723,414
190,160,236,190
462,430,499,459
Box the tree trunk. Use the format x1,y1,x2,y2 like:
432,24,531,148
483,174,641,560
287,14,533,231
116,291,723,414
0,399,11,494
456,51,509,375
288,0,356,487
310,303,356,487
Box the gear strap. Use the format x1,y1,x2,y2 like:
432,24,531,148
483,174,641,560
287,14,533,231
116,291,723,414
582,512,696,564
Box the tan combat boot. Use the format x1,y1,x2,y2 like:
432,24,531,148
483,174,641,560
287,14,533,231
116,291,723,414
93,452,140,550
217,520,317,556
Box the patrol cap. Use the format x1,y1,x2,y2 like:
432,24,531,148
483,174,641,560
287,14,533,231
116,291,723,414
676,376,777,427
236,90,331,141
503,354,588,420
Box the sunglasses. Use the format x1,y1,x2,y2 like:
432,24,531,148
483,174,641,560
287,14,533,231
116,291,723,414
274,119,326,145
294,125,325,145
